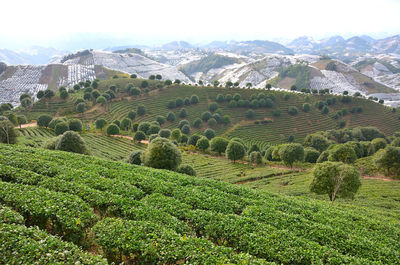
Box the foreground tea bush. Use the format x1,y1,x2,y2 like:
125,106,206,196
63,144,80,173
0,143,399,264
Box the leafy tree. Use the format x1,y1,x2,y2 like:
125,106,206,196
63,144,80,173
140,81,149,88
120,118,132,131
265,83,272,90
302,103,311,112
322,106,329,114
213,80,220,87
371,138,387,151
106,124,120,135
288,106,299,115
127,150,143,165
6,112,18,126
164,80,172,86
83,93,91,101
155,115,165,125
176,165,196,176
142,137,182,170
226,141,245,163
190,95,199,104
134,131,146,142
137,104,146,116
96,96,106,104
304,147,320,163
207,118,217,127
222,115,231,125
181,124,191,135
149,75,156,80
246,82,252,88
196,136,210,151
17,115,27,129
95,119,107,130
273,109,281,117
328,144,357,164
179,108,188,118
138,122,151,135
68,119,83,132
148,124,161,135
166,112,176,122
216,94,225,102
188,135,201,146
374,146,400,176
156,74,162,80
250,151,262,164
175,98,184,107
183,97,190,106
201,111,212,122
225,81,233,88
130,87,141,96
170,128,182,141
245,109,255,119
128,111,137,120
174,79,181,84
44,89,55,99
76,102,86,113
37,115,52,128
55,131,89,154
113,120,121,127
208,102,219,112
92,80,98,89
304,133,330,152
310,161,361,203
0,120,18,144
279,143,304,167
210,137,229,155
37,90,45,99
21,97,33,109
204,128,215,140
130,74,137,79
192,118,202,128
55,122,69,136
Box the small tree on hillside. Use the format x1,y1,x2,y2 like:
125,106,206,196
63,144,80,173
142,137,182,170
279,143,304,168
210,137,229,155
0,120,18,144
134,131,146,142
95,119,107,130
310,161,361,203
55,131,89,154
55,122,69,136
226,141,245,163
328,144,357,164
106,124,120,135
37,115,52,128
196,136,210,151
374,146,400,176
68,119,83,132
127,150,143,165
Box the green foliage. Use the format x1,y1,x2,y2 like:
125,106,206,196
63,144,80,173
204,128,215,140
210,137,229,155
127,150,143,165
56,131,89,155
304,133,330,152
279,64,310,89
68,119,83,132
288,106,299,115
138,122,151,135
181,54,239,75
374,146,400,176
196,136,210,151
134,131,146,142
310,161,361,202
0,120,18,144
37,115,52,128
120,118,132,131
279,143,304,167
170,128,181,141
142,137,182,170
208,102,219,112
106,124,120,135
181,124,191,135
371,138,387,151
176,165,196,176
226,141,245,162
328,144,357,164
273,108,281,117
166,112,176,122
128,110,137,120
302,103,311,112
249,151,262,164
304,147,320,163
179,108,188,118
137,104,146,116
55,122,69,136
76,102,86,113
207,118,217,127
95,119,107,130
190,94,199,104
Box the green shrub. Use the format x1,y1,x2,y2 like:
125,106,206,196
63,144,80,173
68,119,83,132
142,137,182,170
55,131,89,154
106,124,120,135
127,150,143,165
55,122,69,136
176,165,196,176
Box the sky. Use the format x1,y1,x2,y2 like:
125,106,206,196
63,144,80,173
1,0,400,50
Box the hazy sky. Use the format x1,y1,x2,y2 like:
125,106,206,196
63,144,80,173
2,0,400,49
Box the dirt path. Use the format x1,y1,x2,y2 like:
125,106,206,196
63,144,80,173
362,175,399,181
17,122,37,129
95,132,149,144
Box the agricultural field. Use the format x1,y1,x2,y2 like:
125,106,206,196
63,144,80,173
1,143,400,264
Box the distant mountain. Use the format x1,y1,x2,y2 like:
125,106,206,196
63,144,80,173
287,36,318,53
0,46,65,65
359,35,375,44
203,40,293,55
373,35,400,54
161,41,193,50
103,45,149,52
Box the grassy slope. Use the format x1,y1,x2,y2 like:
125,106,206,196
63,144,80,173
16,127,400,215
1,143,400,264
21,78,400,147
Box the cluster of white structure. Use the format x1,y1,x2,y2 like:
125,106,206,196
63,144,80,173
60,56,96,88
0,65,47,106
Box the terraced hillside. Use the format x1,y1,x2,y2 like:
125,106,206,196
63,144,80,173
1,144,400,264
23,78,400,147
